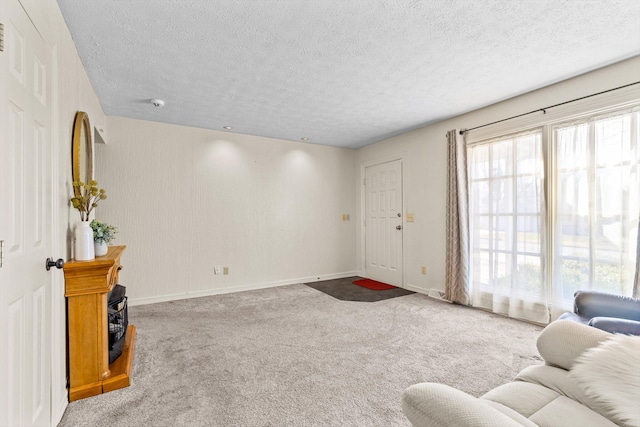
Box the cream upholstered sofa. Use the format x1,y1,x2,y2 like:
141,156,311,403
402,320,640,427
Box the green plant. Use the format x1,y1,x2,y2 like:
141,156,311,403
561,259,628,298
90,219,118,244
70,180,107,221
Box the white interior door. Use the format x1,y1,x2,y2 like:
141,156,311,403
365,160,403,286
0,0,54,425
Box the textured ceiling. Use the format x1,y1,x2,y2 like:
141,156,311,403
56,0,640,149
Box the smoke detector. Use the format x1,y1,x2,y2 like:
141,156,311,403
151,99,165,108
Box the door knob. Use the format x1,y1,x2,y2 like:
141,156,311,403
396,225,402,230
45,258,64,271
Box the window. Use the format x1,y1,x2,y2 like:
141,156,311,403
553,110,640,309
469,130,548,323
468,106,639,322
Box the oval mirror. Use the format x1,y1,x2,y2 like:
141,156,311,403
71,111,93,197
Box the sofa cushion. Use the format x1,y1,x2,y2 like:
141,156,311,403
557,311,589,325
589,316,640,335
481,381,616,427
536,320,610,370
481,401,538,427
569,333,640,427
402,383,527,427
481,382,559,418
515,365,593,407
528,395,617,427
573,290,640,321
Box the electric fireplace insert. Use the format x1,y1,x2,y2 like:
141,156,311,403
107,284,128,364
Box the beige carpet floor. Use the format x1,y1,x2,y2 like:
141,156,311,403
58,283,543,427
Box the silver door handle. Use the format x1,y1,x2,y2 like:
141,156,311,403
396,225,402,230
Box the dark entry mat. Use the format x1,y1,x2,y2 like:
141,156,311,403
305,276,415,302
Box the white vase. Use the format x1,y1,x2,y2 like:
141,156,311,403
74,221,95,261
94,241,108,256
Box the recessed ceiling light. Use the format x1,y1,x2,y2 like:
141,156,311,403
223,126,232,130
301,137,310,141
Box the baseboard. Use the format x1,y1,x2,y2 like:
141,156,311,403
404,283,451,303
403,282,428,294
51,391,68,426
128,271,359,307
427,289,450,302
427,288,451,303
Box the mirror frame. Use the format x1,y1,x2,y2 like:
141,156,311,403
71,111,93,197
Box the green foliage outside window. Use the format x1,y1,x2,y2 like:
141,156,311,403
493,260,628,298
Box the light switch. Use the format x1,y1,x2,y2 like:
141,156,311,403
406,213,415,222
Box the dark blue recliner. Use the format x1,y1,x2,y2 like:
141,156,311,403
558,290,640,335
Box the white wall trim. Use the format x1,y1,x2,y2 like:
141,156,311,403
359,152,408,169
405,283,453,304
359,152,407,285
51,397,68,427
18,0,55,42
128,271,359,307
49,41,68,427
404,282,429,294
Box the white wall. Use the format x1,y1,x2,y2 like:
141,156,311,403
96,117,357,304
53,6,106,425
52,14,107,255
356,56,640,295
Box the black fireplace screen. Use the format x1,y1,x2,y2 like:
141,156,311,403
108,284,128,364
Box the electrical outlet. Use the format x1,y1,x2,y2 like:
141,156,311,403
214,265,222,275
421,266,427,275
223,266,229,275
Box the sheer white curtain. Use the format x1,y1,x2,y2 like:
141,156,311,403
468,129,549,324
551,109,640,316
635,213,640,298
466,107,639,323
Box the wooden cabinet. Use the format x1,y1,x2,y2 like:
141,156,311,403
63,245,136,402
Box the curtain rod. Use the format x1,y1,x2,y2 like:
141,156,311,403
459,81,640,135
